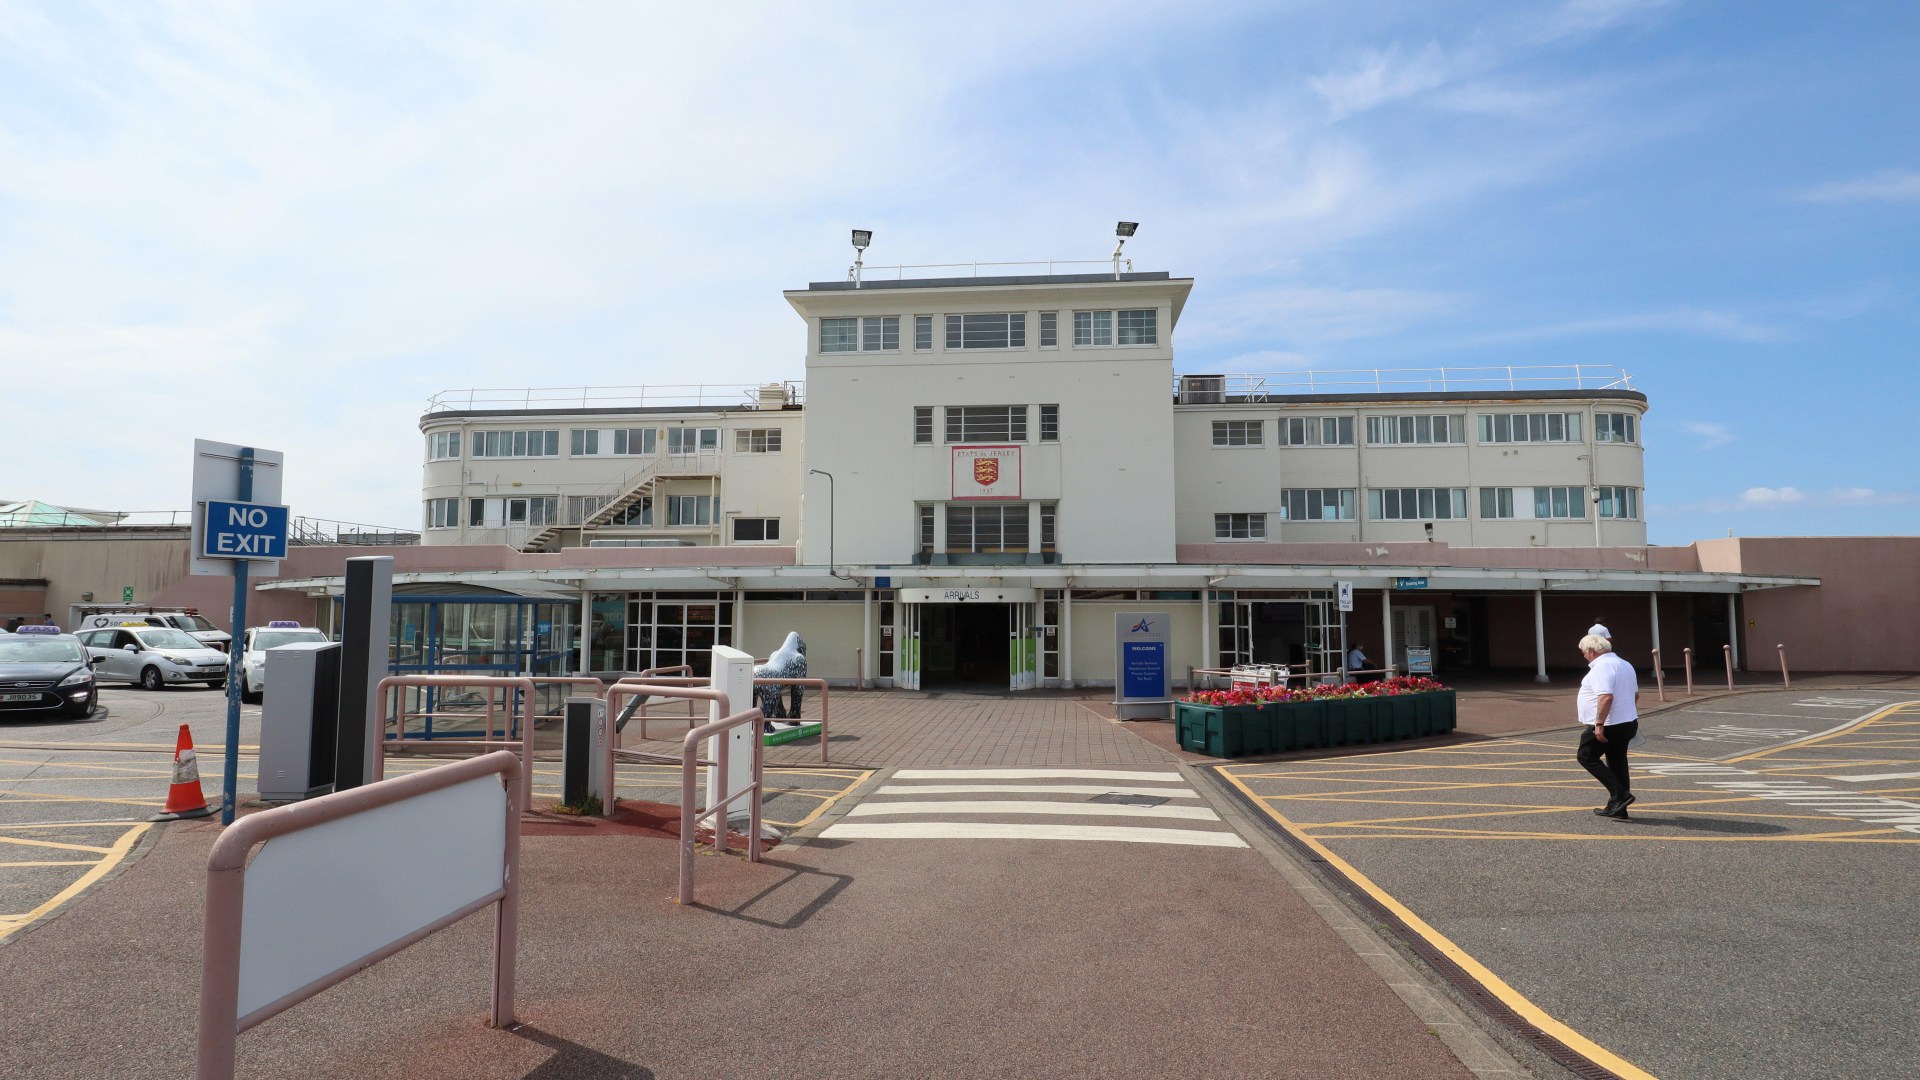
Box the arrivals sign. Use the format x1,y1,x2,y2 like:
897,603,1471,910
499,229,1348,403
951,445,1021,500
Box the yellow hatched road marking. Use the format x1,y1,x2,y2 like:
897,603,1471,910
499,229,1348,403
0,823,150,944
1,860,96,867
1217,768,1658,1080
0,820,147,830
0,757,181,774
1728,701,1920,763
0,791,164,808
0,835,115,855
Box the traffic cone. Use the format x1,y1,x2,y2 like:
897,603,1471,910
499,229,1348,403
151,724,213,821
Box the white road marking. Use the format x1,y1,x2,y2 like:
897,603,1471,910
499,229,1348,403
874,783,1201,798
890,768,1186,782
821,821,1249,847
847,799,1221,821
1824,770,1920,783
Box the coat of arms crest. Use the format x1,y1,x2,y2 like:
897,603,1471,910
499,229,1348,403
973,457,1000,486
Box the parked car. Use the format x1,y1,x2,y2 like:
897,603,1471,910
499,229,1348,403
239,622,330,704
77,626,230,691
0,627,101,718
76,611,232,652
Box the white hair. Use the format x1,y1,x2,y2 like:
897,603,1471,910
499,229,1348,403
1579,634,1613,654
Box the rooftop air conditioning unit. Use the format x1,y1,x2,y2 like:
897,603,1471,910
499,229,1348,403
1179,375,1226,404
756,384,789,410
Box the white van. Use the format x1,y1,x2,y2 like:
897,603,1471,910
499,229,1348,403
77,611,232,652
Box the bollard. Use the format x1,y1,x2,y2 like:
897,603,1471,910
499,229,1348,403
1651,648,1666,703
1723,643,1734,691
1684,647,1694,696
1778,644,1790,689
856,647,864,691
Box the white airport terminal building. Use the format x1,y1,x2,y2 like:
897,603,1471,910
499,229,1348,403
10,246,1913,684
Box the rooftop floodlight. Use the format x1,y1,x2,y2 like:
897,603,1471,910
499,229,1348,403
1112,221,1139,277
849,229,873,287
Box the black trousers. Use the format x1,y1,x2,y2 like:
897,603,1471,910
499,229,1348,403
1577,720,1638,803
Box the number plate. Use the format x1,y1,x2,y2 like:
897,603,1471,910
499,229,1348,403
1,692,41,702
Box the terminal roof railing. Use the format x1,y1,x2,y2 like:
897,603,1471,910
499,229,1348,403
425,382,803,413
1174,365,1637,401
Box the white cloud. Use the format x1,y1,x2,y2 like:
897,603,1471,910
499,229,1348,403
1678,421,1735,449
1468,307,1781,345
1312,43,1454,120
1661,487,1916,516
1182,286,1462,347
1797,170,1920,204
1740,486,1805,507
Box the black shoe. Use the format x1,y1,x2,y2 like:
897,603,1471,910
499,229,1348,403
1616,792,1636,812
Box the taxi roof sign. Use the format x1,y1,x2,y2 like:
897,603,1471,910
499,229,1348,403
266,620,302,628
15,625,63,634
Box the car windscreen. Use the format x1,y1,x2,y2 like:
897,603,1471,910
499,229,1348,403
254,631,327,651
0,639,86,663
170,615,219,632
133,628,205,650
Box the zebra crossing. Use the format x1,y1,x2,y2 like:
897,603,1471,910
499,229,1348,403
819,767,1248,848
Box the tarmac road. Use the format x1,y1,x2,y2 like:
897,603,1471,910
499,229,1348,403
1220,688,1920,1080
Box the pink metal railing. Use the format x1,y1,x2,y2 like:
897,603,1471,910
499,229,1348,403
678,706,767,905
375,675,535,805
197,751,521,1079
624,677,831,764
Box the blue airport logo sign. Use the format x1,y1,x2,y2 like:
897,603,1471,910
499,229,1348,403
1394,576,1429,590
202,500,290,561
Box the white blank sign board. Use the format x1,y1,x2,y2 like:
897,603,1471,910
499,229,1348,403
236,774,506,1020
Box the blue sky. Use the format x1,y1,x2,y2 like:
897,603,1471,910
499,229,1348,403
2,0,1914,545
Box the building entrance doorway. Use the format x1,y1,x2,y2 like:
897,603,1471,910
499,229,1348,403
919,603,1011,689
1217,592,1340,677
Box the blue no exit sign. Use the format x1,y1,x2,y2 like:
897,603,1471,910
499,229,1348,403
202,500,290,560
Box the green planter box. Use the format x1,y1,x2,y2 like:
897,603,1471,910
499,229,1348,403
1277,699,1327,750
1174,702,1261,758
1432,689,1458,733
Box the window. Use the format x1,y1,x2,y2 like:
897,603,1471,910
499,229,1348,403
1278,489,1356,521
1365,415,1466,446
918,505,935,552
820,317,858,353
1596,413,1637,444
504,496,558,526
1214,513,1267,540
1074,309,1157,346
667,495,716,526
666,427,719,455
914,406,933,444
1039,503,1056,550
1278,416,1355,447
571,428,656,456
1212,419,1263,447
470,430,560,458
1595,486,1639,520
1532,486,1586,519
567,495,607,524
427,432,461,460
862,316,899,351
1479,488,1516,520
1039,404,1059,441
945,405,1027,443
1368,488,1468,520
945,313,1026,350
426,498,460,529
946,503,1029,553
468,498,486,527
609,498,651,526
914,315,933,351
735,428,782,453
1118,308,1157,345
1477,412,1583,444
1039,312,1058,348
732,517,780,542
1073,310,1112,346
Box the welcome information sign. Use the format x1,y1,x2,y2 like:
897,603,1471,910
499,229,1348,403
1113,611,1172,719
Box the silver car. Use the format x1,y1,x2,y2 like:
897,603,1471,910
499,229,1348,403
79,626,231,691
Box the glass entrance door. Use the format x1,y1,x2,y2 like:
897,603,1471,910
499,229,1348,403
898,602,921,690
1008,603,1038,691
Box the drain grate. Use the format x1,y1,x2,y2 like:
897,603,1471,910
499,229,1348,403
1090,792,1169,807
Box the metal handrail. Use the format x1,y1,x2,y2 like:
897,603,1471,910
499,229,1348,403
1175,364,1636,399
848,258,1125,281
679,705,767,905
425,382,802,413
374,676,535,805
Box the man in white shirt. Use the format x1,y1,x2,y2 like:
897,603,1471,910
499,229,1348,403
1576,633,1639,819
1345,643,1372,683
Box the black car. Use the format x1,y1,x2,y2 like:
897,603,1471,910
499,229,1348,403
0,630,101,719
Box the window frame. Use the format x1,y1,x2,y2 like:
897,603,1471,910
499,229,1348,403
1211,419,1263,447
425,497,460,530
1366,487,1469,521
1213,512,1268,540
1039,404,1059,442
944,405,1028,444
734,428,782,454
470,429,561,459
1277,488,1356,521
944,312,1027,351
427,431,461,461
731,517,781,542
1364,415,1467,447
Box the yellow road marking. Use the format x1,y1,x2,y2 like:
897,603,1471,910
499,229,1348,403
0,791,164,808
0,757,182,775
1728,701,1920,763
0,860,97,867
0,821,146,830
0,823,150,944
0,835,115,855
1314,831,1918,844
1217,768,1657,1080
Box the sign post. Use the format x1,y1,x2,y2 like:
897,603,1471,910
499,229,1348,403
192,440,287,826
1335,581,1354,682
1113,611,1172,719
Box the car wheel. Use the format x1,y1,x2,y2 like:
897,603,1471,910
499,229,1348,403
241,684,262,705
65,695,97,719
140,666,165,692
